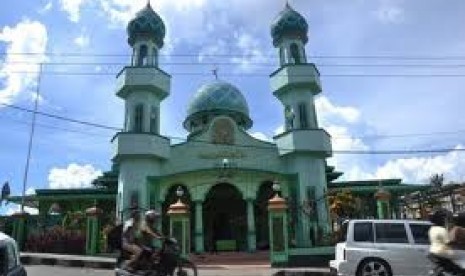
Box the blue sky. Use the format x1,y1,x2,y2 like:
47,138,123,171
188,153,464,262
1,0,465,213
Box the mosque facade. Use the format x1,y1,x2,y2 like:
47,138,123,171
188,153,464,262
113,2,332,252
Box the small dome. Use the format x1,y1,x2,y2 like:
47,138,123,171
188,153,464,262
271,3,308,47
127,2,166,47
184,81,252,130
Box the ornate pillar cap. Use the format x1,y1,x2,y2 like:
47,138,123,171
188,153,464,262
86,206,103,217
168,199,189,215
375,188,391,201
268,194,287,211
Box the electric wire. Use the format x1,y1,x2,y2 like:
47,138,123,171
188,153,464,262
1,102,464,155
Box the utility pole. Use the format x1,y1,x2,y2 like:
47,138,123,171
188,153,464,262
20,63,42,213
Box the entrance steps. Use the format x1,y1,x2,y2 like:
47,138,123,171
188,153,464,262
190,250,270,265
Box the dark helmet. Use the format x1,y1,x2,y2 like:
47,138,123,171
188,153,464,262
428,208,452,227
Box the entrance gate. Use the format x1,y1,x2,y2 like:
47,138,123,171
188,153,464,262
203,183,246,252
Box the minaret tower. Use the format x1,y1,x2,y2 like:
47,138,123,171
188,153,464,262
270,3,332,247
113,2,171,218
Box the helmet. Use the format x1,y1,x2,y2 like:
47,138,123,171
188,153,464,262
428,208,452,227
145,210,161,221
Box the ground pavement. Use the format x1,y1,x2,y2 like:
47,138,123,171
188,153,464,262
26,265,329,276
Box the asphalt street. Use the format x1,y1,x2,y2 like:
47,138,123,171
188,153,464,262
25,265,327,275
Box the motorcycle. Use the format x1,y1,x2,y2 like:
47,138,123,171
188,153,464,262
114,236,197,276
107,208,197,276
428,253,465,276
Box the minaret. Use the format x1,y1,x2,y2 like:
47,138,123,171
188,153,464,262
113,2,171,218
270,3,332,247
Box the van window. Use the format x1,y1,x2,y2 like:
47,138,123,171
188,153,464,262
375,223,409,243
6,243,17,270
410,224,431,244
353,222,374,242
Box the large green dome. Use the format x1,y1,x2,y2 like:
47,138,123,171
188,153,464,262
184,81,252,131
127,3,165,47
271,3,308,46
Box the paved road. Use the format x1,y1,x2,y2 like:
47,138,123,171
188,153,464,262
25,265,112,275
25,265,327,275
25,265,275,275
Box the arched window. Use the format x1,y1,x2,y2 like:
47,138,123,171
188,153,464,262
152,47,158,67
137,45,148,66
150,106,158,133
290,43,301,64
134,104,144,132
298,102,308,129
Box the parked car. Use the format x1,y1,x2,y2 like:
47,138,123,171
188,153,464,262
330,219,432,276
0,232,27,276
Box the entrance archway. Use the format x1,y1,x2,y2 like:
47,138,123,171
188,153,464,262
203,183,247,252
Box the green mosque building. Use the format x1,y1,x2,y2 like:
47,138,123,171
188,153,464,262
6,3,427,258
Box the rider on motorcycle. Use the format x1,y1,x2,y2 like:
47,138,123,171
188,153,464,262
139,210,164,257
122,210,143,272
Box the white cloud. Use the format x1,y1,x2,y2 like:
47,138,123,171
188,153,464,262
0,20,48,105
274,125,284,136
375,5,405,24
48,163,102,189
59,0,87,22
26,187,36,195
38,1,53,14
230,32,270,73
250,131,272,142
74,33,90,47
316,96,361,125
371,145,465,184
5,204,38,215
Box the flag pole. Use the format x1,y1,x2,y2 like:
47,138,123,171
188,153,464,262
20,63,42,213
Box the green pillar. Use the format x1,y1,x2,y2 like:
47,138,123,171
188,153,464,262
85,206,102,255
194,200,204,253
375,188,391,219
168,199,190,258
11,212,28,251
246,199,256,252
268,194,289,267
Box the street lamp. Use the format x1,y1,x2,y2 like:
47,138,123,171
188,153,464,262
176,186,184,199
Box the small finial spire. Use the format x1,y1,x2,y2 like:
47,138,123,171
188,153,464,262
212,65,219,80
146,0,151,8
285,0,291,8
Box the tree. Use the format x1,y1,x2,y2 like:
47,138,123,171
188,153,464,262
327,190,358,221
430,173,444,188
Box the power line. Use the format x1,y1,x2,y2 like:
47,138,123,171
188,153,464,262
1,102,464,155
5,71,465,78
0,115,114,137
4,52,465,59
4,61,465,68
0,103,121,131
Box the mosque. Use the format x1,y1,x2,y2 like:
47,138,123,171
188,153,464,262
113,1,331,253
7,2,426,255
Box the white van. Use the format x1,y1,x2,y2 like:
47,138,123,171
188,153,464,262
0,232,27,276
329,219,432,276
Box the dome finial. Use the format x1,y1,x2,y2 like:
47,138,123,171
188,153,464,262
146,0,151,8
212,65,219,80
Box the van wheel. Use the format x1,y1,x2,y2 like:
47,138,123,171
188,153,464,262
356,258,392,276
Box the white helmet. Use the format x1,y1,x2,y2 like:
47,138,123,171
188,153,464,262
145,210,161,220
